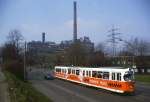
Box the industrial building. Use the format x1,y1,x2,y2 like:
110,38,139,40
27,1,94,54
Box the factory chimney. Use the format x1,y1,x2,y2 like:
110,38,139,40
73,1,77,42
42,32,45,43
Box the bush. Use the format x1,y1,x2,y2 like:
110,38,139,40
5,72,51,102
3,60,24,80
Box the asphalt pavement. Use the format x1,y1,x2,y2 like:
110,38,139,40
28,68,150,102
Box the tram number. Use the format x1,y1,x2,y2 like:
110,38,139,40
108,83,122,88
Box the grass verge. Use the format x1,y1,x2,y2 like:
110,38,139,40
135,74,150,83
4,71,52,102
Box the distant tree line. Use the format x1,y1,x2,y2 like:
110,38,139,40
26,36,150,70
54,37,150,69
53,41,111,67
119,38,150,69
1,29,150,77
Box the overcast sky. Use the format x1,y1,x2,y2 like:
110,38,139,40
0,0,150,45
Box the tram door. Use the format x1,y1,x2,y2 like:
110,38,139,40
79,69,83,81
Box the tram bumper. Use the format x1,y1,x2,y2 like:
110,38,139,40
125,82,135,93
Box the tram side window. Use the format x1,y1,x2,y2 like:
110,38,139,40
86,71,89,76
68,69,71,74
55,69,57,72
72,69,75,74
119,73,121,81
62,69,64,73
92,71,97,77
63,69,65,73
83,70,85,76
56,68,61,72
66,69,67,73
117,73,121,81
103,72,109,80
97,71,103,78
112,72,115,80
59,69,61,72
89,71,91,77
64,69,66,73
76,70,79,75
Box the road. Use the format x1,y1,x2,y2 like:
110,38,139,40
28,68,150,102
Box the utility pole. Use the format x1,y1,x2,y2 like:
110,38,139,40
24,41,27,81
107,25,121,57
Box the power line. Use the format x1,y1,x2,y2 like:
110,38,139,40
107,25,121,57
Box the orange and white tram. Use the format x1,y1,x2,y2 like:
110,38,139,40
54,66,135,93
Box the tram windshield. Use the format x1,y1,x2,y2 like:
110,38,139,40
123,70,134,81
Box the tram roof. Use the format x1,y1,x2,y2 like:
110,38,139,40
55,66,129,70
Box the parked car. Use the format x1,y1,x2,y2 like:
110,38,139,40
44,73,54,80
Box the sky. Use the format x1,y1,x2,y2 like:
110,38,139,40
0,0,150,45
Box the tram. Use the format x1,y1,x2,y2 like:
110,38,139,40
54,66,135,93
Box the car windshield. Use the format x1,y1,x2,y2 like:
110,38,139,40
47,74,51,76
124,71,134,81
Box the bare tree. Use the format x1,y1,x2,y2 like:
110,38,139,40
138,40,149,56
95,42,105,52
65,42,87,66
124,38,149,56
7,29,24,49
89,51,105,67
123,38,138,56
122,38,150,71
2,29,24,79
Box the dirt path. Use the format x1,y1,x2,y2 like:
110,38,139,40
0,68,10,102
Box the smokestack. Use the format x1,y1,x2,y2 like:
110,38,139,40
42,32,45,43
73,1,77,42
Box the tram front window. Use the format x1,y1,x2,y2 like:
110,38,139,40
124,71,134,81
